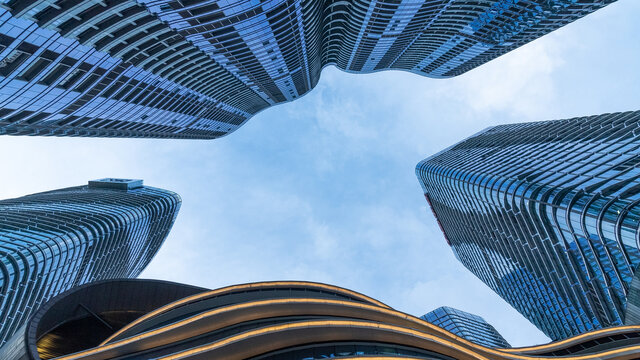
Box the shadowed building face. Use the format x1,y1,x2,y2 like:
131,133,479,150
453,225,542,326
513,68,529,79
0,0,616,139
3,279,640,360
0,179,181,346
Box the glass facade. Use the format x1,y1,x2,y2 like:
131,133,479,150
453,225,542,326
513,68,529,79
0,0,615,139
422,306,511,348
416,110,640,340
0,179,181,346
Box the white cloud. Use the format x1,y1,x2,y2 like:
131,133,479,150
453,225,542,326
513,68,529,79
449,37,562,119
1,0,638,349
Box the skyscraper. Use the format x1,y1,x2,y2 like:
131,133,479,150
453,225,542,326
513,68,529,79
0,179,181,346
0,0,615,139
422,306,511,348
416,110,640,340
4,279,640,360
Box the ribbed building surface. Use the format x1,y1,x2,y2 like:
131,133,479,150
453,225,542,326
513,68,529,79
4,279,640,360
416,110,640,340
422,306,511,348
0,0,615,139
0,179,181,346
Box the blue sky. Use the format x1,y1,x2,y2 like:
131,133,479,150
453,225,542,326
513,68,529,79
0,0,638,346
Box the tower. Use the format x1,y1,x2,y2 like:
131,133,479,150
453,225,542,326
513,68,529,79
0,0,616,138
0,179,181,345
416,111,640,339
422,306,511,348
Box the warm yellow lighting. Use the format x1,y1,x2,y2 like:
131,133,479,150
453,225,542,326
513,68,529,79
156,319,493,360
52,294,640,360
100,280,389,345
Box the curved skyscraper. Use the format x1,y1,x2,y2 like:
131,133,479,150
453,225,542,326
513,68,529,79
422,306,511,348
416,110,640,340
4,279,640,360
0,179,181,346
0,0,615,139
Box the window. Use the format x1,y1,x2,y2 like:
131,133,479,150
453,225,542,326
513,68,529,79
74,73,100,92
40,56,76,86
40,63,70,86
112,83,133,100
57,68,86,89
102,80,125,98
0,50,30,77
16,56,53,81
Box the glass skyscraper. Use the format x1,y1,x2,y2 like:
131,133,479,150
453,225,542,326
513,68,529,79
0,178,181,346
0,0,615,139
416,110,640,340
422,306,511,348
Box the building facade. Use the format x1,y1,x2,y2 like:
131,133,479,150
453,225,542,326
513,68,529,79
422,306,510,348
0,0,615,139
3,279,640,360
416,110,640,340
0,179,181,346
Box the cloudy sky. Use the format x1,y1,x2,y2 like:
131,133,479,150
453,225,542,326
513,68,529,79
0,0,638,347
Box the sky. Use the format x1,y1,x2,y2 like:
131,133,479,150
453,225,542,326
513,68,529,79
0,0,639,347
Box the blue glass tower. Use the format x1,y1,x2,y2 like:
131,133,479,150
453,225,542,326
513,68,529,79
0,0,615,139
0,179,180,346
422,306,510,348
416,110,640,340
